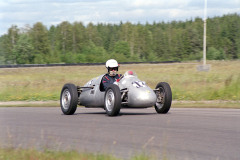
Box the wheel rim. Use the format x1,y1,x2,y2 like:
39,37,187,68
62,89,71,110
105,89,115,112
155,87,165,109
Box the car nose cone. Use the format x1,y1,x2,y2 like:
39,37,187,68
128,87,157,108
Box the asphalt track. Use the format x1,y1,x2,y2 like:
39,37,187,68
0,107,240,160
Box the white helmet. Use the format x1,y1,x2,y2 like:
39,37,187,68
105,59,119,76
106,59,118,68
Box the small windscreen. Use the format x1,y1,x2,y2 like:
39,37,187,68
124,70,137,77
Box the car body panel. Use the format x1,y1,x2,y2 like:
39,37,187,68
79,71,157,108
79,75,105,107
118,73,157,108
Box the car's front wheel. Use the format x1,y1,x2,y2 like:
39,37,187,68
154,82,172,114
60,83,78,115
104,84,121,116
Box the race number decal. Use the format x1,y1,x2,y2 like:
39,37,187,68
132,81,146,88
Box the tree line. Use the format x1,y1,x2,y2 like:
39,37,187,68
0,13,239,64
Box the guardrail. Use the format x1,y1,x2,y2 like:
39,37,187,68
0,61,180,68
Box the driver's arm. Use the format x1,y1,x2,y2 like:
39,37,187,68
102,75,111,91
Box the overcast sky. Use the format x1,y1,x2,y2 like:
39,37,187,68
0,0,239,35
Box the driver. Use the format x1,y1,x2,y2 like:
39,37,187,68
102,59,122,90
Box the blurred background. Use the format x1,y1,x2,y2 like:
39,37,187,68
0,0,239,64
0,0,239,104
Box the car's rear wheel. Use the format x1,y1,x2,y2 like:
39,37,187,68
154,82,172,114
104,84,121,116
60,83,78,115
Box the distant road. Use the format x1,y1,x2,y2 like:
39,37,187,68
0,107,240,160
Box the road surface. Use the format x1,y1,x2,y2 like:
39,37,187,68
0,107,240,160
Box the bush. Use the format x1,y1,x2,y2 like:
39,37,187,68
0,55,5,64
61,52,77,63
207,47,226,60
45,51,61,64
34,54,45,64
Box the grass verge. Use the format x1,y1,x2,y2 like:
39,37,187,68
0,101,59,107
0,147,157,160
0,61,240,102
0,148,119,160
0,100,239,108
172,100,240,108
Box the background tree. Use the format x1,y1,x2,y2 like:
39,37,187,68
2,25,19,64
13,34,34,64
30,22,50,63
114,41,130,58
0,13,239,64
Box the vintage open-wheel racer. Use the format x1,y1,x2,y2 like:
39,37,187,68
60,70,172,116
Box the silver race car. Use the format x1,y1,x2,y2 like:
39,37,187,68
60,70,172,116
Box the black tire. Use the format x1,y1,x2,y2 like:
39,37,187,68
104,84,121,116
60,83,78,115
154,82,172,114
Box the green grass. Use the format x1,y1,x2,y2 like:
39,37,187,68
0,148,119,160
0,61,240,102
0,148,157,160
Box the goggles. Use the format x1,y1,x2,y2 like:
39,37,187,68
109,67,118,71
